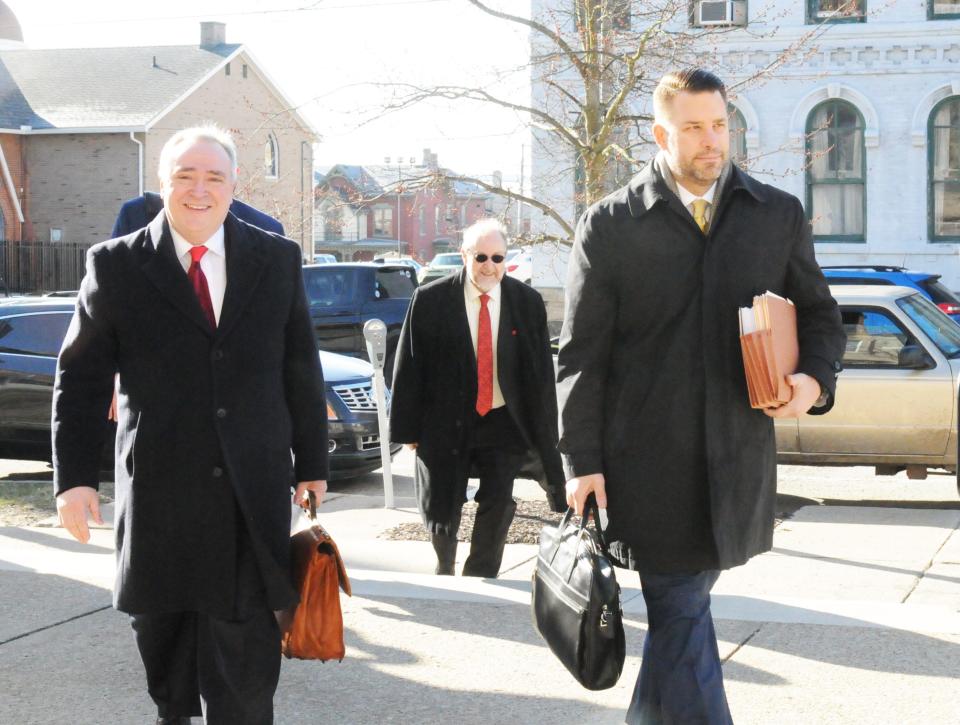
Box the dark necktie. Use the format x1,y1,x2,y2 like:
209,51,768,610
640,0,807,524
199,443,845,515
188,245,217,329
476,293,493,417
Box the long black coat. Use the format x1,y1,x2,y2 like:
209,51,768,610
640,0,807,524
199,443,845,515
390,271,566,534
557,162,846,574
52,212,327,616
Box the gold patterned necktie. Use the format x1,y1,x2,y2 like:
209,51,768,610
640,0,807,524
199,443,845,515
691,199,710,234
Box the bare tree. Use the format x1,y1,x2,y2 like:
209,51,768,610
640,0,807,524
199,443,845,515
352,0,836,245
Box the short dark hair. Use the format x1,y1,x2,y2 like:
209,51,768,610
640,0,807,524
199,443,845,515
653,69,727,120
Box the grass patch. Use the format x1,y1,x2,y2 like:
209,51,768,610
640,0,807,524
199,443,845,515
0,480,115,526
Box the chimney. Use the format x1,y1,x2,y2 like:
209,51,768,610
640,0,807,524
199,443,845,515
200,22,226,48
422,148,439,170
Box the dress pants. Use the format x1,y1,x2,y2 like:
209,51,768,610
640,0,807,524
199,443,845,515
431,407,524,577
626,570,733,725
129,506,282,725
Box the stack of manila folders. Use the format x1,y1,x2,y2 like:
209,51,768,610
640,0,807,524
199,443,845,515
738,292,798,409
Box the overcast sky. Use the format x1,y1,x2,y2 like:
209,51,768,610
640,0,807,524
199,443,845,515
7,0,532,185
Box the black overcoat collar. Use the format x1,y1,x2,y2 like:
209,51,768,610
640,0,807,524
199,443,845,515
141,210,267,339
626,160,769,221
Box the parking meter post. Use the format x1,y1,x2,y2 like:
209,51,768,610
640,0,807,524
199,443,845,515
362,319,394,508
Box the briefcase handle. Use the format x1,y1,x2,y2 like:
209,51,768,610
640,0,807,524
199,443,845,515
555,493,609,551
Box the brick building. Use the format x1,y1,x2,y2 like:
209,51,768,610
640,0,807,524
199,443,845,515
314,150,490,262
0,9,318,255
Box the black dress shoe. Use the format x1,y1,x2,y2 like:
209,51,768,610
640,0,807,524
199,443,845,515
156,717,192,724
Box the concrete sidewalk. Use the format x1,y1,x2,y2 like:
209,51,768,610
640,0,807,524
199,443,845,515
1,465,959,724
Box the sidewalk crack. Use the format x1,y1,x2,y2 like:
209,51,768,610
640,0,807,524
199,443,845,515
0,605,112,647
722,623,764,664
901,518,960,604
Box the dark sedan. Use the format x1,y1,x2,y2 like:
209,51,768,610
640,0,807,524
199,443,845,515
0,298,396,479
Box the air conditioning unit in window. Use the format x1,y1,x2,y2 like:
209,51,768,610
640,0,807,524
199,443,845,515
697,0,747,26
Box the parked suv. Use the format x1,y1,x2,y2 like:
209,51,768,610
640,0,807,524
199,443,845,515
302,263,417,385
775,285,960,495
822,266,960,322
0,297,397,479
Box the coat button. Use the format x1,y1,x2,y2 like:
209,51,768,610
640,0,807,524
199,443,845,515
212,466,224,478
216,408,227,419
455,420,462,428
451,448,458,455
213,350,224,361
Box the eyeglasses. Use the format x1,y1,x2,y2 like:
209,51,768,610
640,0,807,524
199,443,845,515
470,253,505,264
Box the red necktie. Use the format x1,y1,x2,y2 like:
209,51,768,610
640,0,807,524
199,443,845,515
187,245,217,329
476,293,493,416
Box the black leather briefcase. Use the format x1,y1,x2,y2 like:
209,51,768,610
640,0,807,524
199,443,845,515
531,497,625,690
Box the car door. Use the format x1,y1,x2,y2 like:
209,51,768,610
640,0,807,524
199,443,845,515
0,311,73,445
797,305,953,456
302,267,364,357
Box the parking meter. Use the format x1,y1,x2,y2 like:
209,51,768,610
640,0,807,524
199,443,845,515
362,319,394,508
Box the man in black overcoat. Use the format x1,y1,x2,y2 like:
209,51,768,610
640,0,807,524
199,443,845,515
53,125,328,725
558,70,846,724
390,218,565,577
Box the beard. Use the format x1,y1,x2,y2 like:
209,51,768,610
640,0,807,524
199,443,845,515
676,151,727,186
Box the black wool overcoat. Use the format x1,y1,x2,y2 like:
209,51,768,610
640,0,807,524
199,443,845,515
390,271,566,534
52,212,328,616
557,162,846,574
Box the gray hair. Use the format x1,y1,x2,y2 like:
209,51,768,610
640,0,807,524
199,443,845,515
461,218,508,252
157,124,239,183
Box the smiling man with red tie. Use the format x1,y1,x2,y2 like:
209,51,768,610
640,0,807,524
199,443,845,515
52,125,328,725
390,218,565,577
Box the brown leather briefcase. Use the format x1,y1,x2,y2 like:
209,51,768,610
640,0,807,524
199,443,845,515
278,493,352,661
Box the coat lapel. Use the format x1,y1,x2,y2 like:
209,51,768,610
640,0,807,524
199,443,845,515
140,212,214,336
217,214,267,340
496,280,518,405
450,270,476,378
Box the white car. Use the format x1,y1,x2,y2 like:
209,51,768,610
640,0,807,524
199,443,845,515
505,248,533,285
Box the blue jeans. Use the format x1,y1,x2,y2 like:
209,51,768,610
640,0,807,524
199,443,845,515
626,570,733,725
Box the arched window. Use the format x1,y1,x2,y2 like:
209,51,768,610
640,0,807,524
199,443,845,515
930,97,960,241
728,105,748,168
264,134,278,178
805,100,866,241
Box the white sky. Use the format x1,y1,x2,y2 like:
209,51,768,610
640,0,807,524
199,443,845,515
6,0,532,185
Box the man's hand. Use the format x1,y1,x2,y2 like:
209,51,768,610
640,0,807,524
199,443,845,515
56,486,103,544
293,480,328,508
565,473,606,516
764,373,822,419
404,443,418,450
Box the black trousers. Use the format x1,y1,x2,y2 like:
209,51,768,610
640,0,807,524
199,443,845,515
432,407,524,577
129,507,281,725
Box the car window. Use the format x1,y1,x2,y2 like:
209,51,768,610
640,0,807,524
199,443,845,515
302,269,356,307
374,268,416,300
917,278,960,305
431,254,462,267
896,294,960,358
840,308,913,368
825,276,894,286
0,312,73,356
506,249,520,261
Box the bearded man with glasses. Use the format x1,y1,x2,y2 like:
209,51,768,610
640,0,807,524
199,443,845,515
391,218,565,577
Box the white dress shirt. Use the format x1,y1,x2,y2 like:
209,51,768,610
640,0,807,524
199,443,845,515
676,179,718,227
170,223,227,325
464,280,506,410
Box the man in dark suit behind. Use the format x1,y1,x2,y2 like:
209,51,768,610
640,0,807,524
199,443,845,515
390,219,565,577
53,125,328,725
558,69,846,723
112,190,284,238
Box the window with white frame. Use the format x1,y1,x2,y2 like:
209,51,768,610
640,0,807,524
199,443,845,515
264,134,278,178
805,100,866,241
930,97,960,240
373,207,393,237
